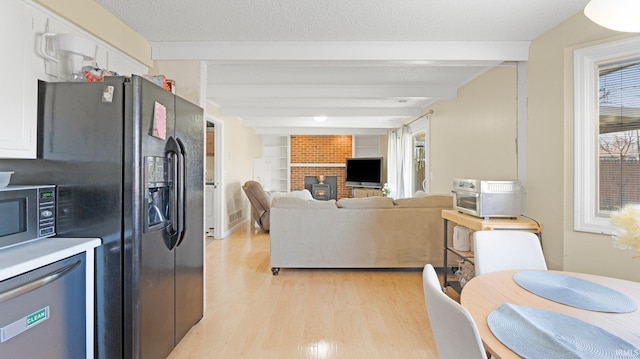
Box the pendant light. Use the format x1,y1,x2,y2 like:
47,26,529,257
584,0,640,33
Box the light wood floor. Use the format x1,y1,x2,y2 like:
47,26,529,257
168,222,457,359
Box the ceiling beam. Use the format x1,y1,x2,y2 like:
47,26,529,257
152,41,530,62
219,106,421,117
207,85,457,99
205,59,504,67
252,126,389,136
211,97,427,107
241,117,403,128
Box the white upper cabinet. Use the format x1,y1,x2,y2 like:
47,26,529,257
0,0,148,159
0,1,37,158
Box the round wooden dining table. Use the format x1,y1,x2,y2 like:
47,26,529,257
460,270,640,359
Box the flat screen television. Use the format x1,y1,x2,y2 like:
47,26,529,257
345,157,383,188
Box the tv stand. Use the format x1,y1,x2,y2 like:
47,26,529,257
346,184,382,189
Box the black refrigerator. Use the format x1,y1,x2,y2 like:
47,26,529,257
0,75,204,358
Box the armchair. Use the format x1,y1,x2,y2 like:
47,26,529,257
242,180,271,231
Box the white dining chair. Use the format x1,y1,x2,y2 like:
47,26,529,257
473,230,547,276
422,264,488,359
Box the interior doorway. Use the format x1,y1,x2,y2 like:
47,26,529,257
205,116,223,239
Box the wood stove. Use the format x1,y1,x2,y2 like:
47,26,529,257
304,176,337,200
311,184,331,200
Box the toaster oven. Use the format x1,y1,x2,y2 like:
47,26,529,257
452,179,521,219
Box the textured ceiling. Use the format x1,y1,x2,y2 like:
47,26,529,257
95,0,592,134
96,0,589,42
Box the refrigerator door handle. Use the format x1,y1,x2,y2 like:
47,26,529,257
176,138,187,247
165,137,182,250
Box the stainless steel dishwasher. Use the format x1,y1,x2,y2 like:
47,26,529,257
0,252,86,359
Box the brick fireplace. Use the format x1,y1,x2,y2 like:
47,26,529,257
290,135,352,200
291,167,348,199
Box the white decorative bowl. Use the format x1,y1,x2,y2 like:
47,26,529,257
0,171,14,187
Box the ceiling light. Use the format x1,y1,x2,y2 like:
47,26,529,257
314,116,327,122
584,0,640,33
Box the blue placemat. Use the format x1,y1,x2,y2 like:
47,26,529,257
488,303,639,359
513,271,637,313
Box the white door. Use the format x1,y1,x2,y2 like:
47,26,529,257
205,117,223,239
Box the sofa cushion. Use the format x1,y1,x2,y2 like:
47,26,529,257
272,196,337,208
336,197,395,209
393,195,453,208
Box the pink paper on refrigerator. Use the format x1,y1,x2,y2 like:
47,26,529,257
152,101,167,139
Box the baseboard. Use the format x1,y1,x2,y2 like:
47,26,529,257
220,219,248,239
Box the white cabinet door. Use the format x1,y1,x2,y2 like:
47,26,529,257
0,1,37,158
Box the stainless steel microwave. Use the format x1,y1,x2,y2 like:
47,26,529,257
0,185,56,249
452,179,521,219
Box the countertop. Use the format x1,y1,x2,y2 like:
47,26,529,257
0,237,101,281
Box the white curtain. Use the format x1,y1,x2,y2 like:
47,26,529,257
387,129,398,196
387,125,413,198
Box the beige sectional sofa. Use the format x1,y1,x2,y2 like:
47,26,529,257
269,194,453,275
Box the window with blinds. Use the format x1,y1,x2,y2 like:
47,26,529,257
598,60,640,212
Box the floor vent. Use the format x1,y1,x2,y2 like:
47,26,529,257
229,210,243,223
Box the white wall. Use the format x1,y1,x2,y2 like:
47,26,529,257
527,12,639,279
152,60,206,107
429,65,519,193
206,103,262,235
